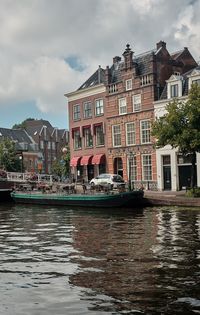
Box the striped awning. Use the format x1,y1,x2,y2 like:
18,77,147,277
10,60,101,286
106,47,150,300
91,154,105,165
70,156,81,167
80,155,93,166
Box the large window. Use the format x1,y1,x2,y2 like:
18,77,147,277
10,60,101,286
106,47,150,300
95,125,105,146
118,98,127,115
73,104,80,120
170,84,178,98
129,155,137,181
126,122,135,145
95,99,104,116
83,102,92,118
112,125,121,147
142,154,152,181
140,120,151,144
133,94,141,112
74,130,82,150
84,128,93,148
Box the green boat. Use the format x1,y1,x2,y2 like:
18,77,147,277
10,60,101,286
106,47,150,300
11,190,144,208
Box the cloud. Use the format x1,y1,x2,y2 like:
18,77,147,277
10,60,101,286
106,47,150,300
0,0,199,127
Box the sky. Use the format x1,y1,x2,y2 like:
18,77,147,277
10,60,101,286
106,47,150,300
0,0,200,130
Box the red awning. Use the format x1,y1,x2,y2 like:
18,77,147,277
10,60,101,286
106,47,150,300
92,154,105,165
80,155,93,166
70,156,82,167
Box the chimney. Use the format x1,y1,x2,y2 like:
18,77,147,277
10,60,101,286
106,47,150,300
98,65,101,84
123,44,134,70
105,65,111,85
156,40,166,50
113,56,121,64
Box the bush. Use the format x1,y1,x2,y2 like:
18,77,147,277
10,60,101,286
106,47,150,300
0,169,7,179
186,187,200,198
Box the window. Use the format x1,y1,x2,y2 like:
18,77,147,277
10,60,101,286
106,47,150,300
129,155,137,182
142,154,152,181
52,142,55,150
112,125,121,147
73,104,80,120
140,120,151,144
74,130,82,150
126,122,135,145
118,98,127,115
170,84,178,98
48,141,51,149
133,94,141,112
126,79,132,91
95,99,104,116
192,79,200,86
84,128,93,148
83,102,92,118
95,125,105,146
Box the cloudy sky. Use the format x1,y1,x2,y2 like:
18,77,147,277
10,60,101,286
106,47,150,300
0,0,200,129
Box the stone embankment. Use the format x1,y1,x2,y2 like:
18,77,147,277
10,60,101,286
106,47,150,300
144,190,200,207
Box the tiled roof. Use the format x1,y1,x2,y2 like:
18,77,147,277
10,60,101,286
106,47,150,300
78,67,105,90
0,128,34,144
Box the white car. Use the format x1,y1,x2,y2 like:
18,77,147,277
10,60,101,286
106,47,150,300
90,173,125,189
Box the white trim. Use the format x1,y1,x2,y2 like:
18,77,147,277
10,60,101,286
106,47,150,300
65,84,106,101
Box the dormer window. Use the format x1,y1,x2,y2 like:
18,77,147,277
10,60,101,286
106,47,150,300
188,68,200,89
192,79,200,86
170,84,178,98
167,74,183,99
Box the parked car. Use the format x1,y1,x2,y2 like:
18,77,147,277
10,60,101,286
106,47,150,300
89,173,125,189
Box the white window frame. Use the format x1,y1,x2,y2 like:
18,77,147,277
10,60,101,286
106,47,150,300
73,104,80,120
74,130,82,150
95,99,104,116
126,122,136,146
126,79,132,91
83,101,92,119
133,94,141,112
95,125,105,146
112,124,121,147
128,154,137,182
118,98,127,115
140,120,151,144
142,154,152,181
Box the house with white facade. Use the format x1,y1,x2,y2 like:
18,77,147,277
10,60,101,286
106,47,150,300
154,66,200,191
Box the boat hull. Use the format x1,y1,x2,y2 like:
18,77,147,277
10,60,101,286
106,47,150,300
11,191,144,208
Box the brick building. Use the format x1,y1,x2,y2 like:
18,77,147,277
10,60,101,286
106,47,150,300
24,119,69,174
66,41,197,186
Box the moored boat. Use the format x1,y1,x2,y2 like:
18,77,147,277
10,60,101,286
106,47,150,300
11,190,144,208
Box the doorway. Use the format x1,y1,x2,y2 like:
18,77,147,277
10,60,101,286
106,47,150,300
114,157,123,177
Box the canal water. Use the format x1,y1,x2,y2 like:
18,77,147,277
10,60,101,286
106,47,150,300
0,203,200,315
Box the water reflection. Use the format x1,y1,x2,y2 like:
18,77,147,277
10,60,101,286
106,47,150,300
0,204,200,314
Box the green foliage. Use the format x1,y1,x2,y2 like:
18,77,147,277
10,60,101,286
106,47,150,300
51,147,70,178
12,118,35,129
0,139,22,172
186,187,200,198
152,83,200,188
152,83,200,154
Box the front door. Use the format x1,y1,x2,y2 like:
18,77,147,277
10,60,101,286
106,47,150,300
163,166,171,190
114,157,123,177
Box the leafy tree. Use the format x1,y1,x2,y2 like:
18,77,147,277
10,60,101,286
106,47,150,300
0,139,22,172
152,83,200,189
12,118,35,129
51,147,70,179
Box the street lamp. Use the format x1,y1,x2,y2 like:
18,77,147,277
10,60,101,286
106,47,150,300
19,155,23,173
128,152,134,191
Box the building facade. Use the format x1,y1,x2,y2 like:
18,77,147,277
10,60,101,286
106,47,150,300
66,41,197,186
154,66,200,191
24,119,69,174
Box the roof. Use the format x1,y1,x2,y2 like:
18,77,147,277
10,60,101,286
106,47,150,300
0,127,34,144
78,67,105,90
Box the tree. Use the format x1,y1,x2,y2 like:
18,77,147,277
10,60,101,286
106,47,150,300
152,83,200,189
12,118,35,129
51,147,70,179
0,139,22,172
